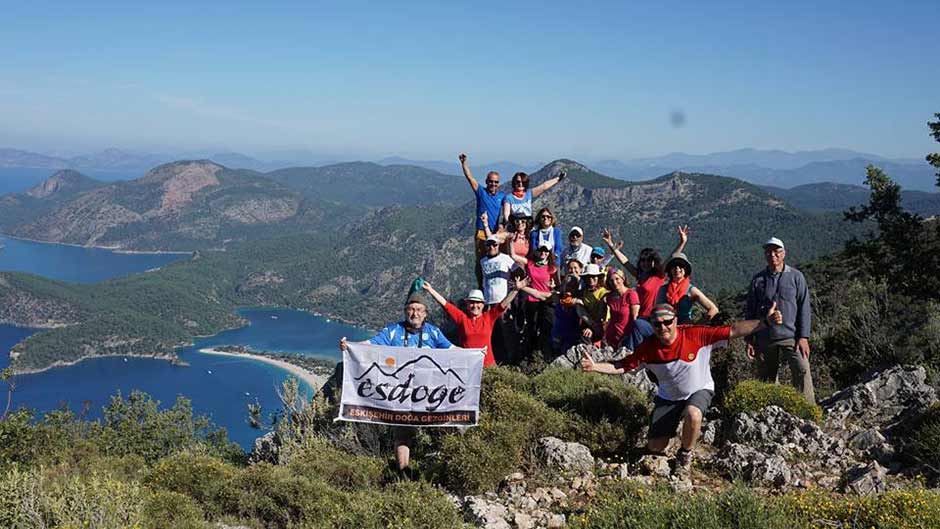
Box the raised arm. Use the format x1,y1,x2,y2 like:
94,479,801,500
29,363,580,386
499,277,528,309
421,281,448,308
531,170,566,198
602,228,638,278
690,286,719,320
580,349,626,375
501,199,512,226
672,225,689,255
459,153,479,192
481,212,509,241
732,302,780,340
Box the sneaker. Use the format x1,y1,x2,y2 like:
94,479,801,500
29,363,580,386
673,449,693,478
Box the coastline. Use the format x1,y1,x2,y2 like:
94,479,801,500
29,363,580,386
0,233,194,255
11,352,178,375
197,347,328,392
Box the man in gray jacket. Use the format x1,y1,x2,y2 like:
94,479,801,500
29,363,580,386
745,237,814,402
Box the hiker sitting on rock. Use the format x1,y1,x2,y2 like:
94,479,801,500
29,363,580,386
580,302,781,478
339,285,452,478
420,279,526,368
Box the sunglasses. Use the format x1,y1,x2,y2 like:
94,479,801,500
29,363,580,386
512,180,524,185
486,180,499,184
539,215,553,219
485,242,499,247
537,248,550,253
653,318,676,328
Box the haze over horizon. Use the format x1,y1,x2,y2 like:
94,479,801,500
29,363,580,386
2,1,938,161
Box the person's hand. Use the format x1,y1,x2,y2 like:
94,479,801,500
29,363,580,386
601,228,614,246
458,153,467,164
339,337,348,353
480,211,488,225
514,277,530,290
797,338,811,359
765,301,782,325
582,328,593,338
746,343,756,360
678,225,690,245
558,170,567,181
613,240,624,251
420,280,432,292
580,349,595,372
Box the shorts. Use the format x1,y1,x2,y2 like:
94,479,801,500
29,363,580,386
647,389,714,439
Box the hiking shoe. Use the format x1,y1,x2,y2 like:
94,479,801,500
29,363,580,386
673,449,693,478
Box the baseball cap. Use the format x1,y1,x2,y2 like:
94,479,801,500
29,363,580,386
591,246,606,258
569,226,583,237
763,237,785,249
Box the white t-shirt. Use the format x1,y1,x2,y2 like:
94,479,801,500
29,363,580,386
561,243,593,267
480,253,515,304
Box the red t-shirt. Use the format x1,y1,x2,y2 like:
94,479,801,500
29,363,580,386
616,325,731,401
636,273,666,318
603,288,640,346
443,302,506,367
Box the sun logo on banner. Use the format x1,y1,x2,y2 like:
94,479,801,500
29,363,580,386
385,357,395,367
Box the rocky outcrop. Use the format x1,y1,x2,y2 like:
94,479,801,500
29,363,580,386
25,169,100,199
822,365,938,436
535,437,594,473
552,344,657,396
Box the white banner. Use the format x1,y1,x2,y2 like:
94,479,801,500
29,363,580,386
338,342,484,427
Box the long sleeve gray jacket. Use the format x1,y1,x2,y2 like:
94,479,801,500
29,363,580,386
745,265,811,342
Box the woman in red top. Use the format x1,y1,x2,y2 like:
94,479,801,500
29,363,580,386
601,226,689,319
508,241,559,360
421,279,525,367
602,268,641,347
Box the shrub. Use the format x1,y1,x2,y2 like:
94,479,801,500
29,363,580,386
145,451,238,518
285,437,385,491
781,488,940,529
723,380,823,423
905,403,940,475
229,463,344,529
531,368,649,455
142,490,208,529
569,481,793,529
435,382,567,494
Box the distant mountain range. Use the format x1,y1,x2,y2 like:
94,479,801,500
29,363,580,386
3,146,936,193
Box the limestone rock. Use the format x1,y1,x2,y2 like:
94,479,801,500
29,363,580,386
842,462,888,496
464,496,511,529
848,429,896,463
713,443,792,488
536,437,594,473
823,365,938,436
637,454,671,478
248,431,279,464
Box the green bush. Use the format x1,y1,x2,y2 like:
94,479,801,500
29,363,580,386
145,451,238,518
285,437,385,491
142,490,208,529
906,403,940,474
531,368,649,455
229,463,344,529
435,382,567,494
570,481,793,529
723,380,823,423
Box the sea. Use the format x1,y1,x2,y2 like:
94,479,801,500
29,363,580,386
0,235,370,449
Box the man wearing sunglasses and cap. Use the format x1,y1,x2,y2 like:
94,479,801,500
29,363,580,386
459,152,506,288
561,226,593,267
581,301,780,478
745,237,814,403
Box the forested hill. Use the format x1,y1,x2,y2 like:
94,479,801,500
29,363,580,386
762,182,940,216
1,158,869,372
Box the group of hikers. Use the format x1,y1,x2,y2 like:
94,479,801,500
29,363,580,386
340,153,813,480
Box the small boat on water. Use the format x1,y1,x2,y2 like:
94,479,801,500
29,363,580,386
207,370,212,374
271,315,279,319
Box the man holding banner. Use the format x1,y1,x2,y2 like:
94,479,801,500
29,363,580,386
339,288,483,478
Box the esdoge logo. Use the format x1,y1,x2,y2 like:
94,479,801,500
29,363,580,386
354,355,468,412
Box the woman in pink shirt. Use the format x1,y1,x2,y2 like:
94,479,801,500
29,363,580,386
602,268,641,347
421,280,525,367
508,241,559,360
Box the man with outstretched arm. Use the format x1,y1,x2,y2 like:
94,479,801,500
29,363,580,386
581,301,781,478
339,288,452,478
459,153,505,288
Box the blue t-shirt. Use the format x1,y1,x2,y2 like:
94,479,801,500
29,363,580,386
369,322,453,349
502,190,533,221
476,187,506,232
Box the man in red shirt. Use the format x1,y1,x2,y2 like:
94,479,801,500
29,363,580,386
581,302,779,476
420,278,526,367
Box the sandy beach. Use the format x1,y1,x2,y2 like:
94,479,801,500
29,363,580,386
198,348,328,392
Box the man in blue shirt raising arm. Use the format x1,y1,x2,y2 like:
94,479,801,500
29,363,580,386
460,152,506,288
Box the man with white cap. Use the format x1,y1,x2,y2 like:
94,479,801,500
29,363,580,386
560,226,593,267
420,279,526,368
479,234,516,306
745,237,815,403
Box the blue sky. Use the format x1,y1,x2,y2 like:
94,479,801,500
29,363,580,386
1,1,937,161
